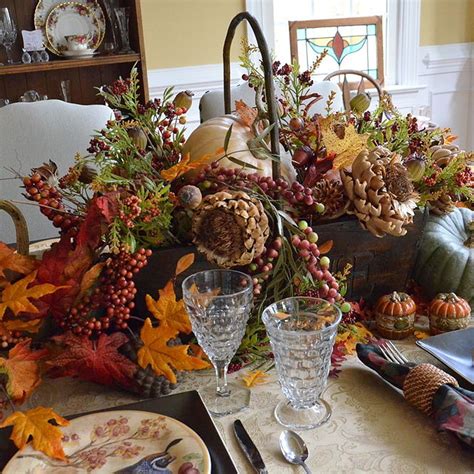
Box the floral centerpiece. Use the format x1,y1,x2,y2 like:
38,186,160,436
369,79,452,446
0,43,472,459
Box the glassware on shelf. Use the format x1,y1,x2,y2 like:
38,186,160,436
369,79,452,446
114,7,134,53
262,297,342,430
182,269,253,416
0,8,18,65
60,80,72,103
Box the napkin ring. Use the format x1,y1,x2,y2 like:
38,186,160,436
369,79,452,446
403,363,459,416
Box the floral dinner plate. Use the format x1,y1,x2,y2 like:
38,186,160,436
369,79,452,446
45,2,103,56
3,410,211,473
35,0,106,53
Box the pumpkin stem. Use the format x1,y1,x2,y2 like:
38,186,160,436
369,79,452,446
465,221,474,249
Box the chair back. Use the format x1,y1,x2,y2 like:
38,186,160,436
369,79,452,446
0,100,113,244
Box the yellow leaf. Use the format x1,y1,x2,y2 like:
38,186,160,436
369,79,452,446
3,318,43,334
189,283,221,309
0,243,39,279
77,262,104,300
175,253,195,276
137,318,209,383
318,240,334,255
0,406,69,460
0,340,48,403
414,330,430,340
321,123,368,170
0,272,67,320
161,153,211,181
146,281,192,334
242,369,270,387
336,322,373,355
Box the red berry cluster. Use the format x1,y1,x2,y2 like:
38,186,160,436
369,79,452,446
109,78,131,96
87,137,111,155
59,248,152,336
23,173,81,235
246,237,282,296
292,224,342,304
455,166,473,187
1,331,26,349
282,181,325,216
118,195,142,228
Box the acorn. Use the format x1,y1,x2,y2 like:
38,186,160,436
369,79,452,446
178,185,202,209
350,92,371,114
405,155,426,182
127,126,147,150
292,146,314,168
173,90,194,111
289,117,304,131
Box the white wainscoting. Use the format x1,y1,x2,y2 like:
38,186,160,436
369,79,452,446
418,42,473,150
148,42,473,148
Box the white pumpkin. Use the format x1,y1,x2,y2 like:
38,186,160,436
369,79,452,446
182,115,296,181
414,207,473,306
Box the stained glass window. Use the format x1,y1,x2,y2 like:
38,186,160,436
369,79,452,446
289,17,384,84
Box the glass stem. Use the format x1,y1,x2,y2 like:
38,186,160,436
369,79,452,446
214,361,230,397
5,45,13,64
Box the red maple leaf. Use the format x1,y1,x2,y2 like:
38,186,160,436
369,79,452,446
77,193,118,248
46,332,137,390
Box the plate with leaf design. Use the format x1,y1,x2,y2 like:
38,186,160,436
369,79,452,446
4,410,211,473
35,0,106,53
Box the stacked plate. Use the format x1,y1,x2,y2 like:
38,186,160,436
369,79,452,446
34,0,106,57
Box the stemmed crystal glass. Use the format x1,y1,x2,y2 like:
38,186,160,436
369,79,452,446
114,7,134,53
182,269,253,416
0,8,17,65
263,297,341,430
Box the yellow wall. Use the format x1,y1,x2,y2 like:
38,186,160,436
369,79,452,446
420,0,474,45
141,0,246,70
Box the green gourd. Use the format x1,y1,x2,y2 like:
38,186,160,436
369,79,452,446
414,207,473,306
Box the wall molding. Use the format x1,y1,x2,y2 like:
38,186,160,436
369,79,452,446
419,42,473,75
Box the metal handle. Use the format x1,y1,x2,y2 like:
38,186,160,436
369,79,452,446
0,200,29,255
223,11,281,179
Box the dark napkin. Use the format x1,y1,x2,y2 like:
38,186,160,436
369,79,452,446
356,343,474,448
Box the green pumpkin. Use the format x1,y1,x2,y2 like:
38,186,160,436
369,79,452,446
414,207,473,306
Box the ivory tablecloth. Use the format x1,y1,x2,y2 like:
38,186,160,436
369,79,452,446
23,339,474,473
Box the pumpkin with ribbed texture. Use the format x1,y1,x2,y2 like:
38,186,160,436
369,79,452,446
182,115,296,180
414,207,473,306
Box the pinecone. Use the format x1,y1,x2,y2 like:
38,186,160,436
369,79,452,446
429,144,461,168
341,147,419,237
312,179,349,219
121,338,181,398
192,190,270,267
429,193,456,215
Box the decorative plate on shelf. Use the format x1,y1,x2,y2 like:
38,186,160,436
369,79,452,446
35,0,106,53
62,48,97,58
4,410,211,473
44,2,104,56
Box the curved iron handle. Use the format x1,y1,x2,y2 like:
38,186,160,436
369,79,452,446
0,200,29,255
223,12,280,178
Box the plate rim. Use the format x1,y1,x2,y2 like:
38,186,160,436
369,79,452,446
34,0,106,53
416,327,474,384
4,409,212,474
44,1,103,56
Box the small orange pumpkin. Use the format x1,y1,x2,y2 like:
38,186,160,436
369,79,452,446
429,293,471,335
375,291,416,340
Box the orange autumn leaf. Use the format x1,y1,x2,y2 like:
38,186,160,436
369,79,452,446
318,240,334,255
444,134,458,144
175,253,195,276
76,262,104,302
0,406,69,460
0,271,67,319
161,153,211,181
146,281,192,334
0,339,48,403
235,100,258,128
0,243,38,279
242,369,270,387
3,318,43,334
138,318,209,383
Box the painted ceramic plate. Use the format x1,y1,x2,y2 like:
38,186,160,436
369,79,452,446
62,48,97,58
35,0,106,53
45,2,103,56
416,327,474,384
3,410,211,473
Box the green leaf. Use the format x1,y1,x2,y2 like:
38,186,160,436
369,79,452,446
224,124,234,152
226,156,260,170
277,210,298,228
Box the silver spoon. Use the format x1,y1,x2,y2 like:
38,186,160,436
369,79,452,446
279,430,312,473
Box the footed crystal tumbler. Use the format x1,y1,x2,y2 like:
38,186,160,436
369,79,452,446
263,297,341,430
182,269,253,416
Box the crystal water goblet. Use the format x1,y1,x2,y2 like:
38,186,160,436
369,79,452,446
115,7,134,53
263,297,341,430
0,8,17,65
182,269,253,416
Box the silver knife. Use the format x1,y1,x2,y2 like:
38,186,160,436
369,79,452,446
233,419,268,474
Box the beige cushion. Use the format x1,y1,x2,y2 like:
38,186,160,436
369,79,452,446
0,100,113,244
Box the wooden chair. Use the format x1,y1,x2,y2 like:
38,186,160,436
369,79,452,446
323,69,383,112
